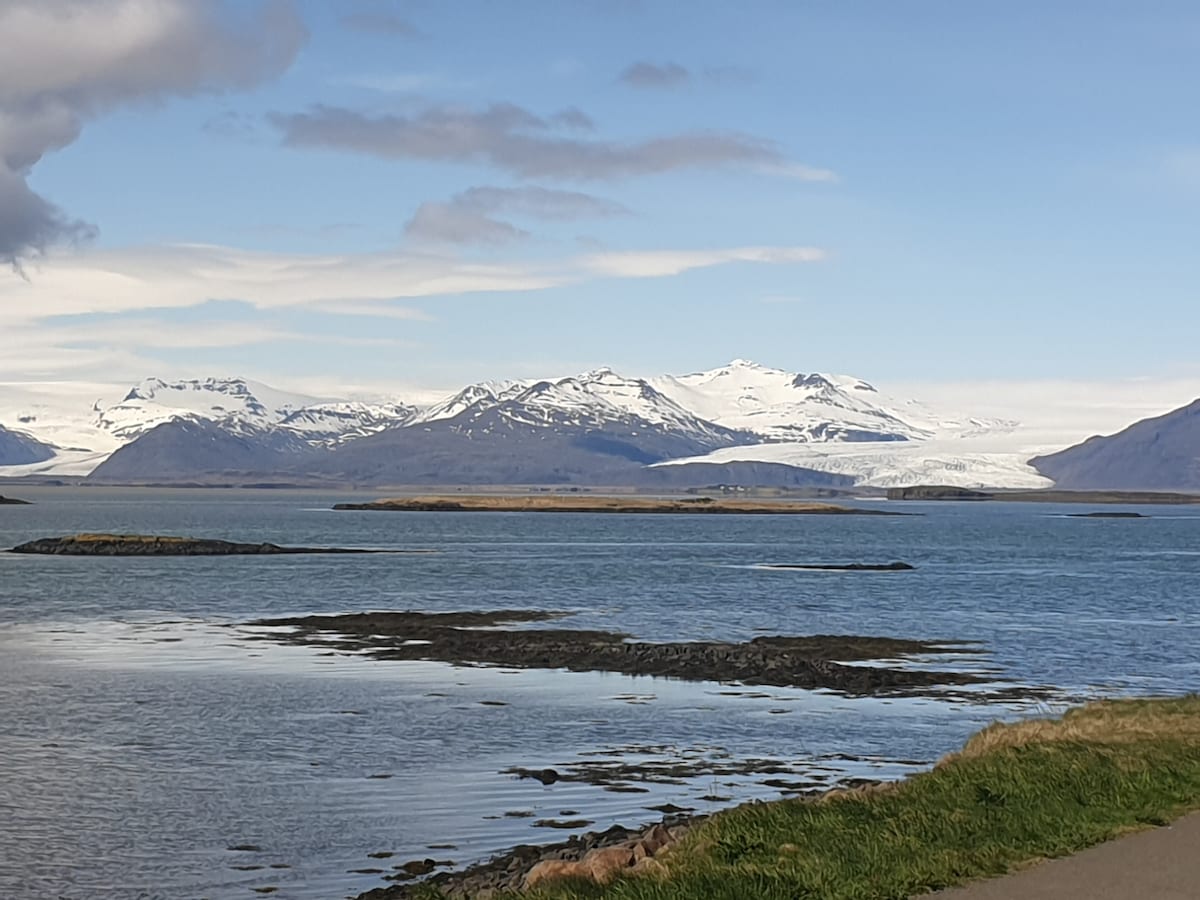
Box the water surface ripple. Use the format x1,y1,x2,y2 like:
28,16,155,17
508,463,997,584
1,488,1197,899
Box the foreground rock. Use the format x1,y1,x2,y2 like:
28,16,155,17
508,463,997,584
333,494,905,515
244,610,988,696
357,818,694,899
10,534,391,556
0,495,31,505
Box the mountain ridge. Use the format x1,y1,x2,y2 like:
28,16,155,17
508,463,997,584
2,360,1037,488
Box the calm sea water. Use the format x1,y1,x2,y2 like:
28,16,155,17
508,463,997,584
1,488,1198,899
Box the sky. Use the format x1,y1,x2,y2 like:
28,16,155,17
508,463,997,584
2,0,1199,402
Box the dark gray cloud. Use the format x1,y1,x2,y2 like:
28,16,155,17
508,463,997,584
272,102,781,181
341,12,421,38
0,168,96,275
405,185,628,245
0,0,306,268
619,61,691,89
406,204,530,246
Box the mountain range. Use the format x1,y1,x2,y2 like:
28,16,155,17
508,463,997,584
0,361,1194,491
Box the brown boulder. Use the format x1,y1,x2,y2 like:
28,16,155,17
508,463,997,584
582,845,636,883
523,859,586,889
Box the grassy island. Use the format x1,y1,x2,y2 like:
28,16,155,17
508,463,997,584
333,495,900,515
383,697,1200,900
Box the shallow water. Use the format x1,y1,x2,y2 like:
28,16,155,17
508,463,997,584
1,488,1198,899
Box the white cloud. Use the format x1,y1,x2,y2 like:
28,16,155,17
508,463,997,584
582,245,824,278
0,241,826,325
0,239,827,381
0,0,305,264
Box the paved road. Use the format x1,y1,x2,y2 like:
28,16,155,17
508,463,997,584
928,812,1200,899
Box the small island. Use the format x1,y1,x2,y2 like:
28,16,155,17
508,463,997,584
333,494,903,515
759,561,915,571
1065,511,1148,519
9,534,393,556
0,495,31,505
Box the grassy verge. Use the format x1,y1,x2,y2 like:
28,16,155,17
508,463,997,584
518,697,1200,900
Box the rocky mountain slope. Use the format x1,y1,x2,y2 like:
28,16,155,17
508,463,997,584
0,425,56,467
1030,398,1200,491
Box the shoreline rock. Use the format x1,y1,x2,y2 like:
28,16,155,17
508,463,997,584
9,534,401,556
356,817,699,899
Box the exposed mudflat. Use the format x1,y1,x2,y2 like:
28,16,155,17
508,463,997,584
9,534,414,556
243,609,991,697
332,495,908,515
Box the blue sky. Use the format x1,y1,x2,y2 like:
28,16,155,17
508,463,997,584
2,1,1199,395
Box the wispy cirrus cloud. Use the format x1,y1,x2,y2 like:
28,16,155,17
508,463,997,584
406,185,629,245
582,245,824,278
0,240,824,325
0,239,824,380
271,101,829,181
0,0,306,268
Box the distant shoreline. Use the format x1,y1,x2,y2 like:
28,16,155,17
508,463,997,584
886,485,1200,504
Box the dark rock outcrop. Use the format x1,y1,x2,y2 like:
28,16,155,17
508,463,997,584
244,610,986,696
10,534,381,556
0,495,31,505
760,561,915,571
886,485,993,500
1065,511,1147,519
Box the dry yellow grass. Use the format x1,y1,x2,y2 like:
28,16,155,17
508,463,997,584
944,696,1200,762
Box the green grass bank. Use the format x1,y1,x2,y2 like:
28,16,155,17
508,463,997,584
506,696,1200,900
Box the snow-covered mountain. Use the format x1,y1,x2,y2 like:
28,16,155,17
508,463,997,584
417,368,747,447
651,359,1012,443
96,377,321,441
0,360,1055,488
95,377,417,447
277,401,418,445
